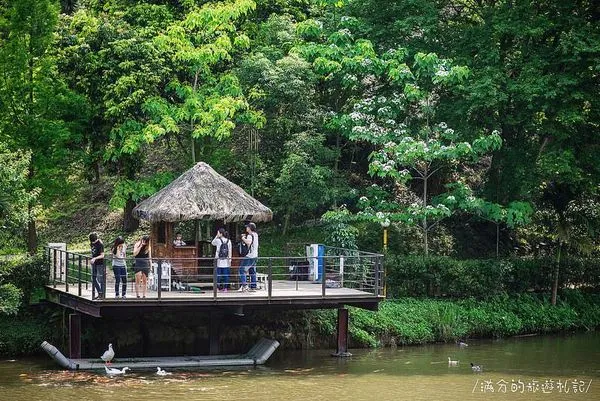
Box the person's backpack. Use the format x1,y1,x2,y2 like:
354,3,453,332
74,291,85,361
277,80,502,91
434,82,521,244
218,238,229,259
238,234,253,257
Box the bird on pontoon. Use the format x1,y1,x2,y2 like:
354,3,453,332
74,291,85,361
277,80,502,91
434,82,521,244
471,363,482,372
101,343,115,365
105,366,129,375
448,357,459,366
156,367,172,376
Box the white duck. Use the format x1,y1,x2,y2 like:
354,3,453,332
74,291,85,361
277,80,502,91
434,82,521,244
105,366,130,375
448,357,459,366
156,367,172,376
101,343,115,365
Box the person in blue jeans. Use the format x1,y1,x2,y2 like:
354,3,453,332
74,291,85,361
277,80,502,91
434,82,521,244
111,236,127,298
211,228,232,291
238,222,259,292
89,232,105,299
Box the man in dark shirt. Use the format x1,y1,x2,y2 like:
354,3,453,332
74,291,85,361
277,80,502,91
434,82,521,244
89,232,105,299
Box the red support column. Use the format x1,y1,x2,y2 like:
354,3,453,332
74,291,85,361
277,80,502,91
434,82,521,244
69,313,81,359
332,307,352,357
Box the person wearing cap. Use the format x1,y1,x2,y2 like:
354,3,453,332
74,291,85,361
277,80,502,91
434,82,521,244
238,222,259,292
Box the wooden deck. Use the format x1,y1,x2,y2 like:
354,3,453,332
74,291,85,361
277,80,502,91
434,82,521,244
44,246,385,317
46,280,382,317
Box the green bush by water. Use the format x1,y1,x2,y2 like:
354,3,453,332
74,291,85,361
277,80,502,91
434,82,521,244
345,291,600,347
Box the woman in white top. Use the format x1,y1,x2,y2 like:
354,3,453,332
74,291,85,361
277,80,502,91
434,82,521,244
238,222,259,291
211,228,232,291
111,236,127,299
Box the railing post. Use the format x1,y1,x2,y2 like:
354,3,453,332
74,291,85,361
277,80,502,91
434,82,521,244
268,258,272,300
78,254,82,296
157,259,162,300
322,257,327,297
213,257,218,300
52,248,57,288
382,254,387,298
59,251,64,283
373,255,379,296
65,251,70,293
340,256,344,288
85,257,89,290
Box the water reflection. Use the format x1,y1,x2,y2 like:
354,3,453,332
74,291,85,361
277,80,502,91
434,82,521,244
0,332,598,400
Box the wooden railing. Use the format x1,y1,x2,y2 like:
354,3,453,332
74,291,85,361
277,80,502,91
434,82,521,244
44,246,384,301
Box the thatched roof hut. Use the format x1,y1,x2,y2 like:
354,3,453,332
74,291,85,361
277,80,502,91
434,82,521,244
132,162,272,224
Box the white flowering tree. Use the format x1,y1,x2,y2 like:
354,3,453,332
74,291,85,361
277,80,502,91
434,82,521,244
342,52,503,255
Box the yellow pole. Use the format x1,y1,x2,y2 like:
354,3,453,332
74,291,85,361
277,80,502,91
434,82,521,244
383,228,388,252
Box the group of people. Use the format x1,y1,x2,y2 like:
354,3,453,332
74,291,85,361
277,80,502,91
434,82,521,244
210,222,259,292
88,222,260,299
89,232,151,299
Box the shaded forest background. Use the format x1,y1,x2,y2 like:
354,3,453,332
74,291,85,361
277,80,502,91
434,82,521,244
1,0,600,355
1,0,599,263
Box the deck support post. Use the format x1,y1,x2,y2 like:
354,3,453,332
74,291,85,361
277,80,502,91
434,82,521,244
209,311,222,355
68,313,81,359
332,307,352,357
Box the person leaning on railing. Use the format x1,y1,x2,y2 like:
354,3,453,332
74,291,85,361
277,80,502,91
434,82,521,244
89,232,105,300
133,235,151,298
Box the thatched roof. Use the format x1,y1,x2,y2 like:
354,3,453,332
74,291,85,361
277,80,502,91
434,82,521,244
132,162,273,223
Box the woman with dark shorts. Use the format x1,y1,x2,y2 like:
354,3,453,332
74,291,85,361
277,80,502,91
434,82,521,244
133,235,151,298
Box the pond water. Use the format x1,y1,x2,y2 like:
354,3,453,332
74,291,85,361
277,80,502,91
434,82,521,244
1,332,598,400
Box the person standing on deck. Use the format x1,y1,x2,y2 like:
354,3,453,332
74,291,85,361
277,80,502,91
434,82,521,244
111,236,127,299
89,232,105,299
212,228,232,292
238,222,259,292
133,235,151,298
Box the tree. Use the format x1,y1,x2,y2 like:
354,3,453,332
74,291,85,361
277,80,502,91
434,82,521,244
273,131,343,233
143,0,264,165
0,0,85,252
0,145,39,250
342,51,502,255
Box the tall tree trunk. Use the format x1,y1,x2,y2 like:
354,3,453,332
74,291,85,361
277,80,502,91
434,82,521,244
123,198,139,233
551,243,561,306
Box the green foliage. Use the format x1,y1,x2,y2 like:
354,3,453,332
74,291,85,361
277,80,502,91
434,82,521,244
0,284,22,315
347,292,600,347
385,255,600,299
0,146,39,249
0,255,48,312
109,172,175,210
0,312,55,356
0,0,86,250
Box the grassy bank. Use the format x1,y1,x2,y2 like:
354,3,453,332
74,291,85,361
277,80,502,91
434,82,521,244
332,291,600,348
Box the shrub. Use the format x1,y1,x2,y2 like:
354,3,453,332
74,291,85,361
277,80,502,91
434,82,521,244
385,255,599,299
0,312,54,356
0,255,48,309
